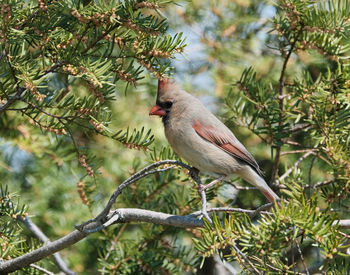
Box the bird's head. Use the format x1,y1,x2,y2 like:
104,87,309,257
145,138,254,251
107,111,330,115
149,78,177,117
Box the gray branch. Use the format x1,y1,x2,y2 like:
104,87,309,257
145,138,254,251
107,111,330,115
111,208,203,228
1,207,349,273
0,223,94,274
0,209,202,273
333,219,350,229
2,159,348,273
29,264,55,275
22,217,77,275
76,160,192,231
273,151,316,188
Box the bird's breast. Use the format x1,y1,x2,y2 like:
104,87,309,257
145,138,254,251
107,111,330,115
164,120,241,177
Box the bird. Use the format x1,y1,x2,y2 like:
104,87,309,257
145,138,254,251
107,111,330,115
149,78,280,203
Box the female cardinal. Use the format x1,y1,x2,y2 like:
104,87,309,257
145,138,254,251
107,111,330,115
149,78,280,202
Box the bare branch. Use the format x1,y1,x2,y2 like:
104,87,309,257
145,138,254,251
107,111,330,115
111,208,203,228
2,159,347,273
81,23,121,55
192,207,272,218
333,219,350,229
36,60,66,80
295,239,310,275
2,207,349,273
233,244,262,275
273,151,316,188
0,202,274,273
189,168,213,223
0,48,26,115
227,181,257,190
338,231,350,239
0,87,25,115
76,160,191,231
249,202,274,218
305,180,334,189
0,226,92,273
270,28,303,183
281,148,318,156
287,123,313,134
22,217,77,275
0,209,201,273
198,189,212,223
29,264,55,275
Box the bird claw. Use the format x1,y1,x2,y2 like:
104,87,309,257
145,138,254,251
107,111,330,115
189,167,200,179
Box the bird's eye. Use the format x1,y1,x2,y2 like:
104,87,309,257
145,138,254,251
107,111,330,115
163,101,173,109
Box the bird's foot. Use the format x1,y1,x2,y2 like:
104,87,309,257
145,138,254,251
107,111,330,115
189,167,200,180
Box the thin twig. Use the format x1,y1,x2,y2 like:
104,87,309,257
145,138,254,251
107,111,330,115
233,244,261,275
191,207,272,218
250,202,274,218
272,151,316,188
305,180,334,189
270,29,302,183
265,263,305,274
285,140,301,146
333,219,350,229
198,189,212,223
306,154,317,197
38,60,66,79
29,264,55,275
188,168,212,223
295,239,310,275
227,182,257,190
21,217,77,275
0,82,25,114
280,148,318,156
291,233,295,274
285,123,313,133
0,55,64,115
18,6,41,30
275,180,335,190
338,231,350,239
75,160,191,231
21,100,73,121
81,23,120,55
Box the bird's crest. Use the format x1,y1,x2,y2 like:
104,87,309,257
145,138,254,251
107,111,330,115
157,78,178,99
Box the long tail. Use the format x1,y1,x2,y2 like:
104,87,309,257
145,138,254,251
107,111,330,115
239,166,280,203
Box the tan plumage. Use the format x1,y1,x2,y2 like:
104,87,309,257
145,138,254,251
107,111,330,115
149,78,279,202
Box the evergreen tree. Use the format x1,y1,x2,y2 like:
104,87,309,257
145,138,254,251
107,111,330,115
177,0,350,273
1,0,349,274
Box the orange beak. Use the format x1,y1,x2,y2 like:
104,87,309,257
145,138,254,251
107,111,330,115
149,105,166,117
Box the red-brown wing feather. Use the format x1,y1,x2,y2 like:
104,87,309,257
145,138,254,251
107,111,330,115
193,120,263,176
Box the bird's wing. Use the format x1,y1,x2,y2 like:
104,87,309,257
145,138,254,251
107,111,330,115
193,120,263,176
